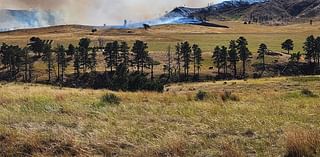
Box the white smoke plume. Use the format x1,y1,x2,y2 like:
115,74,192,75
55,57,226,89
0,0,218,26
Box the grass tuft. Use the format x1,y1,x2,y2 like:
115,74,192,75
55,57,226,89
221,91,240,102
195,90,208,101
284,128,320,157
101,93,121,106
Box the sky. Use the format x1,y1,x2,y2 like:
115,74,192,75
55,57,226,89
0,0,222,25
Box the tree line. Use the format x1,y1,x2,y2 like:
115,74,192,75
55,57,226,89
1,35,320,91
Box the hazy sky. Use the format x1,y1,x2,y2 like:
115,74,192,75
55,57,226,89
0,0,222,25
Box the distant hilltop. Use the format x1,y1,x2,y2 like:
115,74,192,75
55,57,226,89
165,0,320,24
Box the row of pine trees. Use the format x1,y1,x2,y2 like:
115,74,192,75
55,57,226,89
1,35,320,91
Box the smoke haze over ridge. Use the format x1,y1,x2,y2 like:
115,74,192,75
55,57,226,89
0,0,220,25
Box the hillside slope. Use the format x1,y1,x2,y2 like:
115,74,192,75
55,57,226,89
166,0,320,23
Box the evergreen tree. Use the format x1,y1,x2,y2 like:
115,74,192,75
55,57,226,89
221,46,228,77
175,43,182,80
42,44,54,82
181,41,191,80
67,44,76,56
289,52,302,63
257,43,268,70
79,38,91,73
119,41,130,67
228,40,239,78
112,63,129,90
281,39,294,54
212,46,222,76
21,47,33,82
29,37,45,57
164,45,173,79
57,45,67,82
104,42,113,72
89,47,97,72
73,49,81,78
132,40,149,73
303,35,315,65
192,44,202,79
315,37,320,66
237,37,251,77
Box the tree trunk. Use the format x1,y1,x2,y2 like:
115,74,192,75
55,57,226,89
243,61,246,77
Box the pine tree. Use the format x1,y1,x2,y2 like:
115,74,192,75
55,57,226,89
175,43,182,80
281,39,294,54
212,46,222,76
228,40,238,78
315,37,320,66
104,42,113,72
57,45,67,82
89,47,97,72
119,41,130,67
221,46,228,77
192,44,202,79
303,35,315,65
42,44,54,82
73,49,81,78
67,44,76,56
164,45,173,80
79,38,91,73
132,40,149,73
237,37,251,77
181,41,191,80
257,43,268,70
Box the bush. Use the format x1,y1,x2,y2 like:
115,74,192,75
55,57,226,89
301,89,318,97
195,90,207,101
285,128,320,157
221,91,240,102
101,93,121,105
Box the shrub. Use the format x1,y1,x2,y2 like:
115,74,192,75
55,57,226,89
221,91,240,102
195,90,207,101
301,89,318,97
101,93,121,105
284,128,320,157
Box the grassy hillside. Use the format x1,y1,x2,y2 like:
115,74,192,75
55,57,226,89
0,76,319,156
0,21,319,52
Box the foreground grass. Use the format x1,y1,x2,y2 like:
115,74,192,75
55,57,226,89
0,76,320,156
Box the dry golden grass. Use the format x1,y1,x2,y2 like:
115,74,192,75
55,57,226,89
0,76,319,156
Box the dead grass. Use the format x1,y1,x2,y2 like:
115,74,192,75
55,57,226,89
284,128,320,157
0,76,319,156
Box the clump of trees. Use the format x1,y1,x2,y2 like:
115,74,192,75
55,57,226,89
0,37,163,92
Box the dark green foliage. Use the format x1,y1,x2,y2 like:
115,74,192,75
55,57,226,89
228,40,239,78
88,48,97,72
112,63,129,90
101,93,121,105
132,40,149,73
192,44,203,79
67,44,76,56
237,37,251,77
289,52,302,63
195,90,207,101
212,46,222,75
29,37,45,56
303,35,315,64
221,46,228,76
282,39,294,54
257,43,268,70
78,38,91,73
42,43,54,81
119,42,130,67
175,43,182,80
56,45,67,82
73,50,81,78
181,41,192,80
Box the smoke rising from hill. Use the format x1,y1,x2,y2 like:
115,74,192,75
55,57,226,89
0,0,215,25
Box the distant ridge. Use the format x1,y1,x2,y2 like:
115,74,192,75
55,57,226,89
165,0,320,24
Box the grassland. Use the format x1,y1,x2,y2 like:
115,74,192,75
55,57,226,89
1,21,320,53
0,76,319,156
